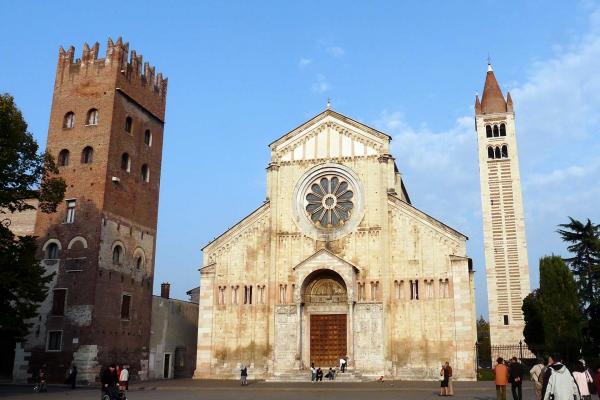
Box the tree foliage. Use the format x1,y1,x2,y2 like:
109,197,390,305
0,93,66,214
0,93,65,343
476,316,492,367
522,289,545,355
523,256,585,362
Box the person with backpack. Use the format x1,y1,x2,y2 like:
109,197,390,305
530,359,545,400
541,353,580,400
573,361,593,400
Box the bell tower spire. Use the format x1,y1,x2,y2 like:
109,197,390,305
474,63,531,354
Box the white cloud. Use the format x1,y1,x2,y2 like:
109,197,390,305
298,58,312,68
373,7,600,317
326,46,345,57
311,74,330,93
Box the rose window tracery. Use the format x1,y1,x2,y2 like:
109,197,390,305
305,176,354,228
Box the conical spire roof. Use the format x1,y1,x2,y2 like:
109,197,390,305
480,63,507,114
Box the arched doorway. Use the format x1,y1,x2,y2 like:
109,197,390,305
302,270,348,367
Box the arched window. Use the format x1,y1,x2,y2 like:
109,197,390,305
81,146,93,164
47,243,59,259
500,123,506,136
141,164,149,183
121,153,131,172
144,129,152,146
58,149,70,166
501,145,508,158
86,109,98,126
493,125,499,137
135,256,144,269
494,147,501,159
112,245,123,265
63,112,75,129
487,147,494,159
125,116,133,134
485,125,492,138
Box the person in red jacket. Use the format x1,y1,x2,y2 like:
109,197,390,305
595,367,600,399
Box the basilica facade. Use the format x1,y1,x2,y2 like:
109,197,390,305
194,109,477,380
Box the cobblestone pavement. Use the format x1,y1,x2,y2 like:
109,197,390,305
0,380,536,400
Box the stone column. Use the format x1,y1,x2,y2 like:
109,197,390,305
347,301,354,368
296,302,302,368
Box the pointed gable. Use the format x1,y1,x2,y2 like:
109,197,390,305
269,109,391,163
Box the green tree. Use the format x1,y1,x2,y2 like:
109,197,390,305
0,93,66,375
522,289,545,355
557,217,600,355
539,255,585,362
476,316,491,367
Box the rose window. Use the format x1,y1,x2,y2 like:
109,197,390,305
305,176,354,228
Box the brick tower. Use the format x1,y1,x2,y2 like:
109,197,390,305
475,63,530,349
12,38,167,383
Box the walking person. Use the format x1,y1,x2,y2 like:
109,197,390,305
310,363,316,382
440,362,449,396
595,367,600,399
119,365,129,392
509,357,524,400
446,362,454,396
573,361,593,400
494,357,509,400
67,364,77,389
530,359,545,400
240,364,248,386
101,364,119,400
541,353,579,400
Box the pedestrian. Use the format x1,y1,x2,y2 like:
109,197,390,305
446,362,454,396
316,367,323,382
101,364,119,400
340,357,347,373
530,358,545,400
541,353,579,400
119,364,129,392
440,362,449,396
240,364,248,386
494,357,509,400
573,361,593,400
595,367,600,399
67,364,77,389
509,357,524,400
310,362,316,382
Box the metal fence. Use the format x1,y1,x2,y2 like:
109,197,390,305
476,341,539,370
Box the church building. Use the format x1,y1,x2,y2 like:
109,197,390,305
194,108,477,380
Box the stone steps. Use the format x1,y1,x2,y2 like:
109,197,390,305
266,370,371,382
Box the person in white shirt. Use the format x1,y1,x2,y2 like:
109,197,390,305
118,365,129,391
339,357,347,373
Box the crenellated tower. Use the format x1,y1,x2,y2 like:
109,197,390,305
475,64,530,349
12,38,168,384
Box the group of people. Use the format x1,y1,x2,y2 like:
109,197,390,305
101,364,130,400
495,354,600,400
308,357,347,382
439,361,454,396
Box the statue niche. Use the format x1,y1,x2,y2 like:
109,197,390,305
304,275,347,304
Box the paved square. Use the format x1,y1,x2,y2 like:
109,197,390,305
0,380,536,400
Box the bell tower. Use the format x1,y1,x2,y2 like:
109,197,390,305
475,63,531,347
12,37,167,384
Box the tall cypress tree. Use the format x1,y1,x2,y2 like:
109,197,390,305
522,289,545,355
538,255,584,362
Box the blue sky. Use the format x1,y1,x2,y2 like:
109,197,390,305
1,1,599,318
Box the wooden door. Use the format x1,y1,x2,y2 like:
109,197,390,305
310,314,347,367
